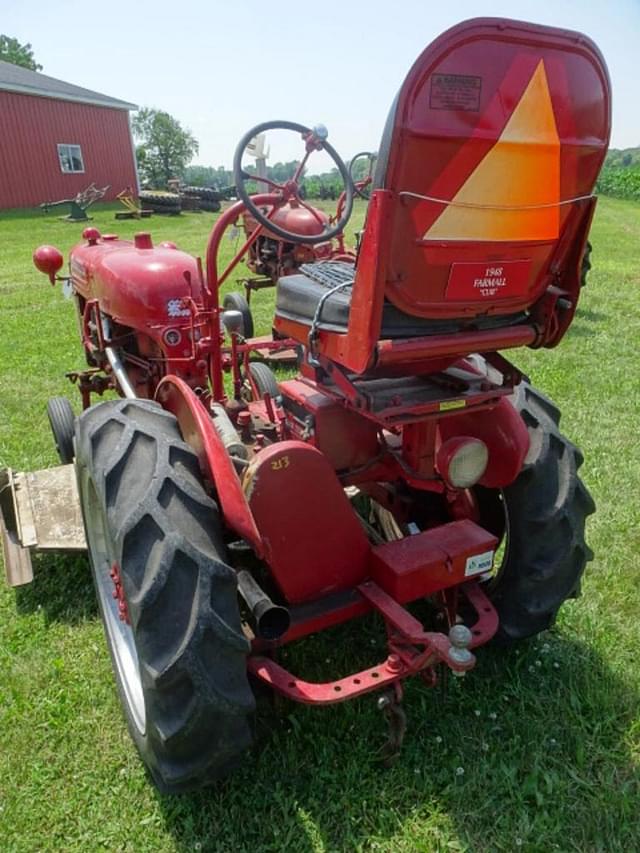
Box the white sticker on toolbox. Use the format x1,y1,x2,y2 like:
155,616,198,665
465,550,494,577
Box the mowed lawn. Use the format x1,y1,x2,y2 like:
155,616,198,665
0,197,638,852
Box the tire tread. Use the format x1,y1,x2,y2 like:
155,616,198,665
75,399,254,792
491,383,595,642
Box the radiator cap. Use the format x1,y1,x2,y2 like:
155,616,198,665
134,232,153,249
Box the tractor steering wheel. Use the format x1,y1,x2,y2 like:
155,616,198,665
233,120,354,245
349,151,377,200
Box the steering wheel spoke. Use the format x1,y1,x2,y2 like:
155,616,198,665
295,194,330,229
241,170,284,193
292,149,312,184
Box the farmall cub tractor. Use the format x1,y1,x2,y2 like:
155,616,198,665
6,19,609,792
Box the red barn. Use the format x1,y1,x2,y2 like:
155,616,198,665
0,60,138,209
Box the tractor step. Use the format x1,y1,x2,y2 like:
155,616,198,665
0,465,86,587
319,363,511,425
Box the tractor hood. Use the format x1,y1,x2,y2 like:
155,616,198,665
242,200,330,242
70,232,204,326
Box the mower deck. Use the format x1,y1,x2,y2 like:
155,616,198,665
245,334,299,363
0,465,86,587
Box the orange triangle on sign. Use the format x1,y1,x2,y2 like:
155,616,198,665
424,60,560,242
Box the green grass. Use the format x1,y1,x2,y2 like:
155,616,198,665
1,198,639,852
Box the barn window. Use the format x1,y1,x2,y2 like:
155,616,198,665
57,144,85,174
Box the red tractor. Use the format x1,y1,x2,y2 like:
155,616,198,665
23,18,608,792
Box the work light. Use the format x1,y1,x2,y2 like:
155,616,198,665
436,437,489,489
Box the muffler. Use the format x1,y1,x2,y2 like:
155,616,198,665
236,569,290,640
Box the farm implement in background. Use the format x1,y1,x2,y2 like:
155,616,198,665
40,182,109,222
115,187,153,220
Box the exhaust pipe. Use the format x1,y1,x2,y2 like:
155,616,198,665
105,347,137,399
236,570,290,640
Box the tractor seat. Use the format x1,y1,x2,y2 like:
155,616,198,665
275,262,527,338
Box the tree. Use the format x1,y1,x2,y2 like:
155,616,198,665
183,164,234,189
132,108,198,188
0,35,42,70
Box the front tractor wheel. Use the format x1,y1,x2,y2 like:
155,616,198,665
47,396,75,464
478,382,595,642
75,399,255,792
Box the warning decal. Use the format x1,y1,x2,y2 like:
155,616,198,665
445,259,532,301
430,74,481,111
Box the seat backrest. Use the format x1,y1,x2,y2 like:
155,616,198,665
274,18,611,375
364,17,610,322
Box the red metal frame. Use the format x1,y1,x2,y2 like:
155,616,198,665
249,581,497,704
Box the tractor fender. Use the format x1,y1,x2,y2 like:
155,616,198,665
155,376,263,556
438,394,530,489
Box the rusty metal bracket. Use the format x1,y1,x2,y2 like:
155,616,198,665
377,687,407,766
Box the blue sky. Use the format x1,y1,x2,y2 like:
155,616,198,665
4,0,638,169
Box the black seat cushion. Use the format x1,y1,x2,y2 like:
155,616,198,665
275,262,527,339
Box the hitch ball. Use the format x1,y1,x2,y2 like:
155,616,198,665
33,245,63,285
448,624,474,673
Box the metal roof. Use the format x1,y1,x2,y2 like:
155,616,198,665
0,60,137,111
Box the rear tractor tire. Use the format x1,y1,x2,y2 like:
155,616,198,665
478,382,595,642
47,396,75,464
198,199,222,213
75,399,255,792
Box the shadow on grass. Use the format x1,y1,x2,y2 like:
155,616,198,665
10,552,637,849
567,307,609,339
151,621,639,852
14,551,96,624
566,323,598,339
574,307,608,323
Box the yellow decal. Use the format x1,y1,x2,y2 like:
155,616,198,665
271,456,290,471
424,61,560,242
439,400,466,411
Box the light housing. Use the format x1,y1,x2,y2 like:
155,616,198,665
436,436,489,489
32,245,63,284
221,309,244,336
